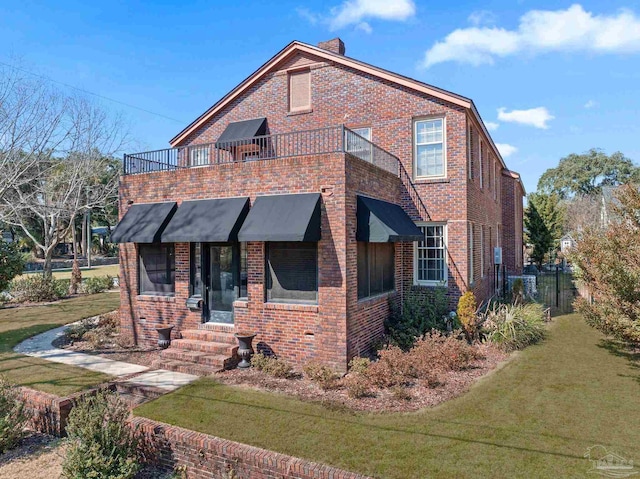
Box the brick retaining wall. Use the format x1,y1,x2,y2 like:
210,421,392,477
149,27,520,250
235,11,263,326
18,387,75,436
131,416,371,479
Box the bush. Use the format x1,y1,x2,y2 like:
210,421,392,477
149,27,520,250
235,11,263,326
482,303,546,351
348,357,371,375
251,353,294,378
303,362,340,390
66,321,91,342
410,332,483,374
385,288,450,351
457,291,479,343
0,240,24,293
63,390,141,479
511,278,524,304
9,275,65,302
81,275,114,295
366,346,413,388
0,377,28,453
390,386,412,401
69,260,82,295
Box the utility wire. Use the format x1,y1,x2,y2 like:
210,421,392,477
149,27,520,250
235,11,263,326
0,59,186,124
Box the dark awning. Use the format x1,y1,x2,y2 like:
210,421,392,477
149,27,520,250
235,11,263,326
356,195,423,242
238,193,321,242
215,118,267,147
111,202,177,243
161,197,250,242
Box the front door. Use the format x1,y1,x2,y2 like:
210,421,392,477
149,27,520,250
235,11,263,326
205,244,235,323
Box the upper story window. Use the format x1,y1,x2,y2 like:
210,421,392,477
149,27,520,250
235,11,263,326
468,125,474,180
289,70,311,112
414,118,445,178
346,127,372,163
479,140,484,189
189,145,209,167
139,244,175,296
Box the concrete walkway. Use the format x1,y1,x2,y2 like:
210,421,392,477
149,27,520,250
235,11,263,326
14,322,198,392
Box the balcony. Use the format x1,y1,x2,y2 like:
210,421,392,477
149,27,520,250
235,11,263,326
123,126,399,177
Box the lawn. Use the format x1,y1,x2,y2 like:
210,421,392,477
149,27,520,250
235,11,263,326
17,263,120,281
0,293,120,395
136,314,640,478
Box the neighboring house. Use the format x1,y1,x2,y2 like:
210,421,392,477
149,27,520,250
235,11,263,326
560,234,576,255
112,38,525,373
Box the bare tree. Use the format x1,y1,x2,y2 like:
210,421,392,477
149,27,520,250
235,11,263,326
564,193,603,237
0,65,127,277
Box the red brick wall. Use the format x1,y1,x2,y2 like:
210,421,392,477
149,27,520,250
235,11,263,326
132,416,370,479
500,172,524,275
18,387,74,436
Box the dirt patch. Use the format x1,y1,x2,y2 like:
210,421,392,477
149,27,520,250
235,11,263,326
214,344,509,413
0,432,63,479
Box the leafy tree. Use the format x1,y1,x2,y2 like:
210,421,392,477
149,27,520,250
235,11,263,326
524,194,559,267
573,184,640,343
538,148,640,199
0,239,23,292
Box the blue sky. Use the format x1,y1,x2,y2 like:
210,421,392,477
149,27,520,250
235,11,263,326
2,0,640,193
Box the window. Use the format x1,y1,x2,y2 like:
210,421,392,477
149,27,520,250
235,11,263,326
414,224,447,285
468,125,474,180
346,127,372,163
189,145,209,166
289,70,310,112
494,162,499,200
479,140,484,188
240,242,248,299
358,242,395,299
190,243,203,297
414,118,445,178
266,242,317,303
139,244,175,296
480,226,485,278
469,223,474,284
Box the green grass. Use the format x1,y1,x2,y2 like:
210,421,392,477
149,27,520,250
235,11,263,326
0,293,120,395
17,263,120,280
136,314,640,478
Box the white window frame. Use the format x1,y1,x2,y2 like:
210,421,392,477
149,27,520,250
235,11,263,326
188,145,210,167
413,222,448,286
479,140,484,189
480,225,485,278
467,125,473,180
413,117,446,179
469,223,474,285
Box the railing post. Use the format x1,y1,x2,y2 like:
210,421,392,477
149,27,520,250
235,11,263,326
340,124,345,152
122,154,127,175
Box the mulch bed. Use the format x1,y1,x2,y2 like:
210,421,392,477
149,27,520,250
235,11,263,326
213,344,510,413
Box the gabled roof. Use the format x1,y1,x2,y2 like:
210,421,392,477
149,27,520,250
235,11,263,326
169,40,508,172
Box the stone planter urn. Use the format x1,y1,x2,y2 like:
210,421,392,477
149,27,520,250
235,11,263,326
234,333,256,368
156,326,174,349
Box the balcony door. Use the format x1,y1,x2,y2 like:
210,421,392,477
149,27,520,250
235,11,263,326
204,243,236,324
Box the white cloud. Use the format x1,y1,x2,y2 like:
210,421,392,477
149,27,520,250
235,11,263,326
495,143,518,158
485,121,499,131
468,10,497,27
422,4,640,67
299,0,416,32
497,107,554,129
584,99,598,108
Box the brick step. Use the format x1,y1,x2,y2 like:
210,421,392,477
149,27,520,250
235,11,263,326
180,329,237,344
112,381,165,408
198,322,235,333
151,359,220,376
170,338,237,355
160,348,235,368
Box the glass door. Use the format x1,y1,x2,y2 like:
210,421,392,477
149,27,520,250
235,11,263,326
206,244,235,324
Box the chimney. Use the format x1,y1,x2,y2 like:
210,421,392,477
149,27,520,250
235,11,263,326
318,38,346,55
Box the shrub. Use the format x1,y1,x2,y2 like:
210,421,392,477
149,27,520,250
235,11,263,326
62,390,141,479
303,362,340,390
390,386,412,401
251,353,293,378
457,291,479,343
343,374,372,399
9,275,65,302
410,332,483,375
385,288,450,351
511,278,524,304
69,259,82,295
0,240,24,293
348,357,371,375
0,377,28,453
66,321,91,342
482,302,546,351
366,346,413,388
81,275,114,295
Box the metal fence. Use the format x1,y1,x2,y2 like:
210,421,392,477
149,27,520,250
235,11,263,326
123,126,399,176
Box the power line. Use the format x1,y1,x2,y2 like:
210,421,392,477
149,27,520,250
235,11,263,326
0,59,186,124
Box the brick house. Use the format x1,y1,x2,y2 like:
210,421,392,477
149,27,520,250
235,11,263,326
113,38,525,373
